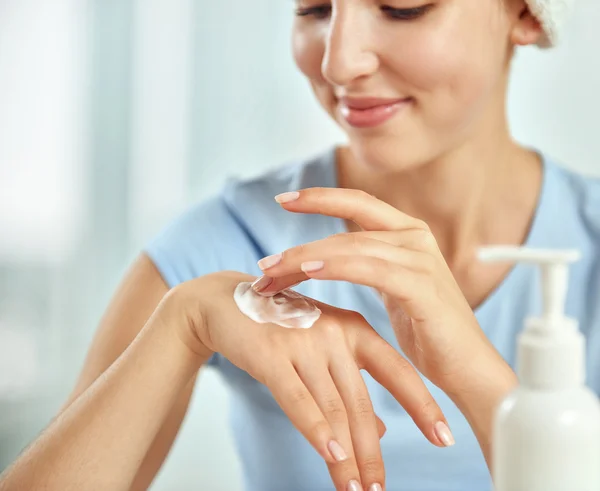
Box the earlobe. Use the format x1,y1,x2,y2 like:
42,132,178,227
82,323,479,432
511,7,544,46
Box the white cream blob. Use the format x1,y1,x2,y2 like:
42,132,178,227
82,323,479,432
233,282,322,329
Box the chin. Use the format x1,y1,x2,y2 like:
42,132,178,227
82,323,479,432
326,101,437,173
345,131,434,174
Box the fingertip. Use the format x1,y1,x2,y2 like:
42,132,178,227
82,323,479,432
376,415,387,439
327,439,349,463
274,191,300,204
412,399,451,448
433,421,455,447
251,276,273,294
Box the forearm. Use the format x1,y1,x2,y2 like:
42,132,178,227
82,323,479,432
129,373,198,491
0,313,209,491
444,352,518,469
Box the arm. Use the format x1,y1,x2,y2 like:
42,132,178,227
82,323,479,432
1,267,449,491
32,255,200,490
0,275,211,491
443,350,518,467
253,186,521,471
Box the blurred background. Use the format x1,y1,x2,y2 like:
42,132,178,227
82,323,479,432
0,0,598,489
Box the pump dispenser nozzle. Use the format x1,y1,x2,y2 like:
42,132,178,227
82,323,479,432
478,246,583,389
478,247,580,325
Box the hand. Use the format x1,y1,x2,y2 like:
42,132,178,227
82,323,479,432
253,188,507,397
168,271,451,491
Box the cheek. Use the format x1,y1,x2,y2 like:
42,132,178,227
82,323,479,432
386,17,507,126
292,26,326,83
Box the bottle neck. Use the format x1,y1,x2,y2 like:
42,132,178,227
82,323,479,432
518,318,585,390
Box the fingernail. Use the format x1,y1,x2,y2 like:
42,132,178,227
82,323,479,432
301,261,325,273
347,480,363,491
274,191,300,203
369,484,383,491
327,440,348,462
258,253,282,270
251,276,273,293
434,421,455,447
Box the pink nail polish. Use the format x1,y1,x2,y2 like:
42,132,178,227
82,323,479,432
258,253,282,270
251,276,273,293
347,480,363,491
327,440,348,462
369,484,383,491
301,261,325,273
274,191,300,203
434,421,455,447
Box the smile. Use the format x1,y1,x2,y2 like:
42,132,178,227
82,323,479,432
338,97,412,128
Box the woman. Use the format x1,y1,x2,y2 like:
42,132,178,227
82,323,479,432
1,0,598,490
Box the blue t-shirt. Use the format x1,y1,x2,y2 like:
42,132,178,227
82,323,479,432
145,148,600,491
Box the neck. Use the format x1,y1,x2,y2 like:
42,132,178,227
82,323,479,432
336,134,542,270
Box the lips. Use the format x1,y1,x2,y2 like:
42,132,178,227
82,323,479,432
338,96,412,129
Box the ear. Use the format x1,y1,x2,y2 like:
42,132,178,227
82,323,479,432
511,5,544,46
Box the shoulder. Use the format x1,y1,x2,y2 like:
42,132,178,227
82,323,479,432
548,158,600,242
543,157,600,333
144,148,336,287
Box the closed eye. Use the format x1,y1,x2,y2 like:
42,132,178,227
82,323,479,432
295,3,432,21
381,4,433,20
295,4,332,19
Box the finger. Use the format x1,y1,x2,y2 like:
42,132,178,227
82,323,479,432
275,187,425,231
330,352,385,491
255,229,439,296
297,255,432,321
257,235,431,279
266,361,345,465
252,272,309,297
376,414,386,439
296,360,363,491
349,229,438,253
357,331,454,448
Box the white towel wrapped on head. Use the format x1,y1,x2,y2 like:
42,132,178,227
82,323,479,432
526,0,574,47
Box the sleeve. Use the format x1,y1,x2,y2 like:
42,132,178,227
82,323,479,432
144,193,260,368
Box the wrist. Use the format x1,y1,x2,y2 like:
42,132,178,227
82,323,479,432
441,350,517,466
443,345,517,423
155,284,215,366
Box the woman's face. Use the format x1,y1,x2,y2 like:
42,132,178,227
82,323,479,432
292,0,534,170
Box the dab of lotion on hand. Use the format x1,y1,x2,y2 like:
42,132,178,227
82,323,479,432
233,282,321,329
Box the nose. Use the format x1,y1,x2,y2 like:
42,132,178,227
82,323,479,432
321,8,379,87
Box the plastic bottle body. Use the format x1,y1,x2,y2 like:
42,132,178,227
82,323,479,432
493,386,600,491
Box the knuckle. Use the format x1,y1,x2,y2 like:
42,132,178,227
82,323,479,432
414,226,434,245
288,386,310,406
392,357,416,378
288,242,306,260
323,397,347,421
321,317,346,341
358,455,384,476
354,189,372,200
419,399,439,418
352,395,374,420
413,219,431,232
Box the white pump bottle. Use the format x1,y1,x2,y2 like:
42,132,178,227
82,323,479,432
479,247,600,491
